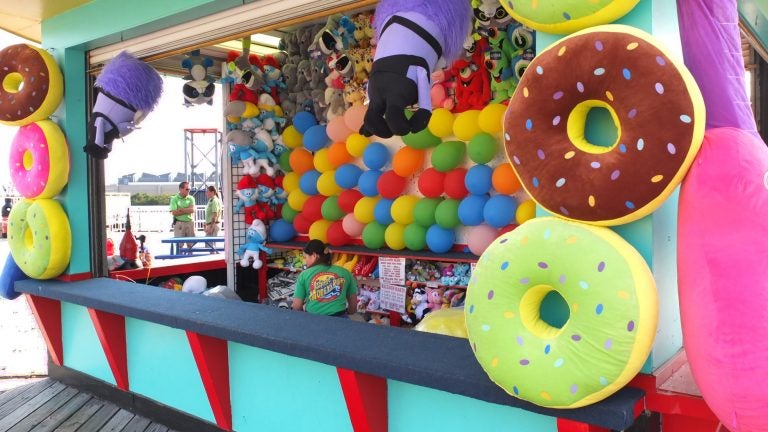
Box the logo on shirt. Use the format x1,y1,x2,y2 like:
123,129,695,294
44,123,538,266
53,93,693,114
308,272,343,303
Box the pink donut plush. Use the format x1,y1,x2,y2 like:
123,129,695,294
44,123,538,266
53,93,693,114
9,120,70,199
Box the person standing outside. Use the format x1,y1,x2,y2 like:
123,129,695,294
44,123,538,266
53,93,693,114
204,186,222,253
292,240,358,317
170,181,196,252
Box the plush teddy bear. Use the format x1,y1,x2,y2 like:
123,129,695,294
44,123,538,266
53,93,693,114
325,88,346,121
238,220,273,269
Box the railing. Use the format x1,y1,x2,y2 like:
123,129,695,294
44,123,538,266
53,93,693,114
107,205,215,233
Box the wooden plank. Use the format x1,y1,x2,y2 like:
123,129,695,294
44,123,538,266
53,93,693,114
99,408,135,432
121,415,152,432
70,402,120,432
0,379,55,412
49,397,106,432
143,424,169,432
0,381,66,429
29,393,92,432
6,386,80,432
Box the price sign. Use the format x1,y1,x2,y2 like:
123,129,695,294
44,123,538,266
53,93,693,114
378,256,405,285
380,283,407,313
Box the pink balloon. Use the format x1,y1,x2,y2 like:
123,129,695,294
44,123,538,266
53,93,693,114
344,105,367,132
342,213,365,237
327,115,353,143
467,224,499,256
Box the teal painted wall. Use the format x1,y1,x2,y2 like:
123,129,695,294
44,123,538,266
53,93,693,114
388,380,557,432
61,302,115,385
125,318,215,424
229,342,353,432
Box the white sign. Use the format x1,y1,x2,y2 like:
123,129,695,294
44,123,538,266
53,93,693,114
380,283,407,313
378,257,406,286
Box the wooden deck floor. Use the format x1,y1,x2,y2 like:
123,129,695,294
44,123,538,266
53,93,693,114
0,379,178,432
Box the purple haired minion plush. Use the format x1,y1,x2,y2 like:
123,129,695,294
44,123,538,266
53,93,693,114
85,51,163,159
360,0,472,138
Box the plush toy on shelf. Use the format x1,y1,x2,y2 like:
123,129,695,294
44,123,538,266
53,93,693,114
425,285,446,313
238,219,273,269
360,0,472,138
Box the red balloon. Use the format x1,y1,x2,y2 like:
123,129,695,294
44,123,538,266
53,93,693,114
418,168,445,198
444,168,468,199
302,195,327,222
293,213,312,234
338,189,364,213
327,220,351,246
378,170,407,199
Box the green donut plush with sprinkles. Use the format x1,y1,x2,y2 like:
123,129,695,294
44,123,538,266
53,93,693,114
498,0,640,34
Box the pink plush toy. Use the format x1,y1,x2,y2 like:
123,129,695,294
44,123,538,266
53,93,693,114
425,286,446,312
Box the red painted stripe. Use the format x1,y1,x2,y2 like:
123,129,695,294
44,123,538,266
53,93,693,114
336,368,387,432
556,418,610,432
629,374,719,422
57,272,93,282
25,294,63,366
187,331,232,431
88,308,128,391
110,259,226,281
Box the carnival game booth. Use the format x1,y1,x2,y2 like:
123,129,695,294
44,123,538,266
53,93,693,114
3,0,768,431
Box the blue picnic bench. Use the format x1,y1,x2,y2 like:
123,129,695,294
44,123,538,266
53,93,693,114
154,236,225,259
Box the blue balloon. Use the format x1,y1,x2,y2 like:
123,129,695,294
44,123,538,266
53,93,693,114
362,142,390,170
0,253,28,300
426,224,455,254
293,111,318,134
299,169,322,195
484,195,518,227
303,124,330,152
269,219,297,242
335,164,363,189
358,170,383,197
459,194,490,226
374,199,394,225
465,164,493,195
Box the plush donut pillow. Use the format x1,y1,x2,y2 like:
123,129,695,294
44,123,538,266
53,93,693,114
498,0,640,34
7,199,72,279
504,24,705,226
465,217,658,408
0,44,63,126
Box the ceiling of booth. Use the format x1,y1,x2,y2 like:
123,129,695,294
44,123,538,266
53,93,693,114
0,0,91,43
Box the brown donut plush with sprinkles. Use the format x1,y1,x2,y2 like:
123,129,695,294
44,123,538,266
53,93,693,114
504,25,705,226
0,44,64,126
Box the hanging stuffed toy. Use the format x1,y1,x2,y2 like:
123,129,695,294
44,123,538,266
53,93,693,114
238,219,272,269
181,49,215,106
360,0,472,138
85,51,163,159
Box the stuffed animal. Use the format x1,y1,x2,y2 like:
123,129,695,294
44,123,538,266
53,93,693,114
181,50,215,106
352,13,374,48
430,69,456,110
360,0,472,138
471,0,512,30
238,220,272,269
410,287,429,322
425,286,446,313
344,81,366,107
234,175,260,225
254,173,277,221
260,55,286,103
325,88,346,121
228,129,261,176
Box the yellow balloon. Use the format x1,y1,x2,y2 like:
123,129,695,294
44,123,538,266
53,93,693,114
317,170,342,196
516,200,537,224
354,196,380,224
453,110,482,141
313,148,334,173
282,125,304,149
346,133,370,157
309,219,333,243
391,195,420,225
283,172,300,192
385,223,407,250
478,103,507,134
428,108,456,138
287,189,310,211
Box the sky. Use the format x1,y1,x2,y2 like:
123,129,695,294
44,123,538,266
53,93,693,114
0,30,223,192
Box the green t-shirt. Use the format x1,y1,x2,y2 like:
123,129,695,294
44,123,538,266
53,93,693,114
293,264,358,315
170,194,195,222
205,196,221,224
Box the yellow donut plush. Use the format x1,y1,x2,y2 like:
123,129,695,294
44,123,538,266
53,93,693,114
7,199,72,279
465,217,657,408
498,0,640,34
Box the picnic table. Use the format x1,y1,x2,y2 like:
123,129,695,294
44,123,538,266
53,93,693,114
154,236,225,259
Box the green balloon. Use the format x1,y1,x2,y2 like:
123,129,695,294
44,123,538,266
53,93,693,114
282,204,299,222
279,150,292,172
403,128,441,149
435,199,461,228
414,198,442,227
321,196,345,221
403,223,427,251
431,140,466,172
468,132,498,164
362,222,387,249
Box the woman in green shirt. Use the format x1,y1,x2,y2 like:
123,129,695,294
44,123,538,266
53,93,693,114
292,240,358,317
204,186,222,236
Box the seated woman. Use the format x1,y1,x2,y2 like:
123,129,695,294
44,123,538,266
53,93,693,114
291,240,358,317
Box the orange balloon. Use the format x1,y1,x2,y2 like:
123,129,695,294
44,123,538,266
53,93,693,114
327,142,354,168
492,163,522,194
289,148,315,175
392,146,426,177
